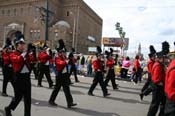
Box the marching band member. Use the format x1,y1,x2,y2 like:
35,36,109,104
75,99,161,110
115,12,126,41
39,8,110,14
88,46,110,97
104,48,118,90
5,32,32,116
37,44,53,88
49,39,77,108
1,38,14,97
147,41,169,116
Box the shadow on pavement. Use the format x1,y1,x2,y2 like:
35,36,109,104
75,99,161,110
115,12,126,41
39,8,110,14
70,84,100,91
57,105,121,116
95,95,150,105
31,98,56,108
0,109,4,116
115,89,140,95
118,85,141,91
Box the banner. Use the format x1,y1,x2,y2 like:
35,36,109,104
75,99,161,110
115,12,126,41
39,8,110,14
103,37,129,50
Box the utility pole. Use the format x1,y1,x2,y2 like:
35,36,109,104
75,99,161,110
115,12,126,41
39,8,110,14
115,22,126,56
45,0,49,42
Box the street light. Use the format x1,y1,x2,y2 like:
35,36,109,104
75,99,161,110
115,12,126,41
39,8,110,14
70,11,76,49
115,22,126,56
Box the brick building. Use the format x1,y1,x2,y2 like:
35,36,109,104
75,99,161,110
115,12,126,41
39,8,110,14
0,0,102,54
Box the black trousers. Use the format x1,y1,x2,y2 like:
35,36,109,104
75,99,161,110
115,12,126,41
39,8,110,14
7,73,31,116
141,73,153,96
38,64,53,86
133,68,141,84
88,71,108,95
30,63,38,79
2,65,14,94
49,71,73,105
165,97,175,116
68,65,79,82
120,68,129,78
104,69,117,89
147,85,166,116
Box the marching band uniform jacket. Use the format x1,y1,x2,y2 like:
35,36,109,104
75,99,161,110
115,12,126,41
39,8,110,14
38,51,51,65
165,59,175,103
10,50,31,73
147,59,155,74
151,61,165,85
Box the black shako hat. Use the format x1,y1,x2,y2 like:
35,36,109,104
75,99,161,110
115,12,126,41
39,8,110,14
3,37,12,49
57,39,66,52
96,46,102,56
14,31,25,45
148,45,156,58
156,41,170,58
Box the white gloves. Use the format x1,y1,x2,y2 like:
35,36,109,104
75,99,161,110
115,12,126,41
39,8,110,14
46,48,50,55
21,52,27,58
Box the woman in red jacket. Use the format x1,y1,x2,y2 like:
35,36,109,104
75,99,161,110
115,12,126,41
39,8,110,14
133,55,141,84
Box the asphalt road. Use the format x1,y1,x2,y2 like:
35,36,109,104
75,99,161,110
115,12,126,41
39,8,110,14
0,73,151,116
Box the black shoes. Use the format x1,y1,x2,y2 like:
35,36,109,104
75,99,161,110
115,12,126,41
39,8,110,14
67,103,77,108
88,92,95,96
113,85,119,90
4,107,12,116
37,84,43,87
2,93,8,97
49,84,54,89
139,93,144,101
75,80,80,83
48,101,58,106
103,93,111,97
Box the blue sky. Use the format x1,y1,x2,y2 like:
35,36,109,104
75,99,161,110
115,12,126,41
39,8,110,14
84,0,175,57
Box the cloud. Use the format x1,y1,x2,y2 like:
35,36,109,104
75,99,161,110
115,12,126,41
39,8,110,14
84,0,175,57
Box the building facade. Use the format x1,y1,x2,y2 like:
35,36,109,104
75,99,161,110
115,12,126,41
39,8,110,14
0,0,102,54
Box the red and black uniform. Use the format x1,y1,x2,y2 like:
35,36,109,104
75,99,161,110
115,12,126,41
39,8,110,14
104,58,118,90
141,59,155,97
7,50,32,116
29,52,38,79
28,52,38,79
147,61,166,116
49,54,76,107
133,59,141,84
1,50,14,95
38,51,53,87
68,52,79,83
88,59,109,97
164,59,175,116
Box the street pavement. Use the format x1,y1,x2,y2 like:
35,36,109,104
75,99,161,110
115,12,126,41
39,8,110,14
0,73,151,116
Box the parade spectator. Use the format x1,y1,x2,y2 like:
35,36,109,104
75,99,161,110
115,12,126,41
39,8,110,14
133,55,141,84
120,56,131,79
87,55,93,76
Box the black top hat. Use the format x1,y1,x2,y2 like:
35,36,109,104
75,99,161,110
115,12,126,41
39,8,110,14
96,46,102,57
14,31,25,45
57,39,66,52
148,45,156,58
3,38,12,49
156,51,164,58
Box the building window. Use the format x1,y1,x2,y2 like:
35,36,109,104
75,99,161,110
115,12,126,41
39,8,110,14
30,29,40,40
7,9,10,16
2,10,4,15
14,9,17,16
21,8,23,14
28,7,31,15
66,11,69,16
